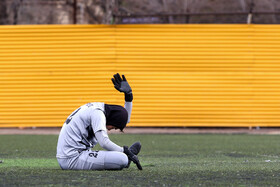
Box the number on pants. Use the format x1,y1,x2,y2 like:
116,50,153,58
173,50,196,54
89,151,99,158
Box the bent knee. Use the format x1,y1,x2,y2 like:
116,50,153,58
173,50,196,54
104,152,129,170
119,152,129,168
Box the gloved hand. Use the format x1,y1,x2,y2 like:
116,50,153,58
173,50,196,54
123,146,142,170
125,142,142,169
129,141,141,155
111,73,132,94
111,73,133,102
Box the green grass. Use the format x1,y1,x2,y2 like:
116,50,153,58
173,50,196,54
1,134,280,186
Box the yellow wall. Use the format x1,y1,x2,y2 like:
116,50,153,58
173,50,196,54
1,24,280,127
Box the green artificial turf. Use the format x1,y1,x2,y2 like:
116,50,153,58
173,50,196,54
1,133,280,186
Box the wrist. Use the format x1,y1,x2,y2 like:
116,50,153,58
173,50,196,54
123,146,129,154
125,93,133,102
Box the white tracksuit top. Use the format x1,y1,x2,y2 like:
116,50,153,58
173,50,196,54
56,102,132,159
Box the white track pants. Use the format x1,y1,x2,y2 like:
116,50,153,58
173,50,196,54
57,150,129,170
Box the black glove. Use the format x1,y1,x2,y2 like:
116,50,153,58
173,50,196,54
111,73,133,102
123,146,142,170
129,141,141,155
125,142,142,168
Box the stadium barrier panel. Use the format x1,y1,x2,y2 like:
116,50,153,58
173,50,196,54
0,24,280,127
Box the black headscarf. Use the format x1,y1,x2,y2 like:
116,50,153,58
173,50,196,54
104,104,128,131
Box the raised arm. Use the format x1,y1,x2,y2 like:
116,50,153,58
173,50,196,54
111,73,133,123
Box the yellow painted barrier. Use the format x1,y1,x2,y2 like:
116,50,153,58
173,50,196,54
1,24,280,127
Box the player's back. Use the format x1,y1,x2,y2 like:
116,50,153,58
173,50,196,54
56,102,105,158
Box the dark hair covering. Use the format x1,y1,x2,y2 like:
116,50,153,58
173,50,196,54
104,104,128,131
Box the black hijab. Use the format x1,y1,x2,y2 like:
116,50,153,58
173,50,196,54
104,104,128,131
